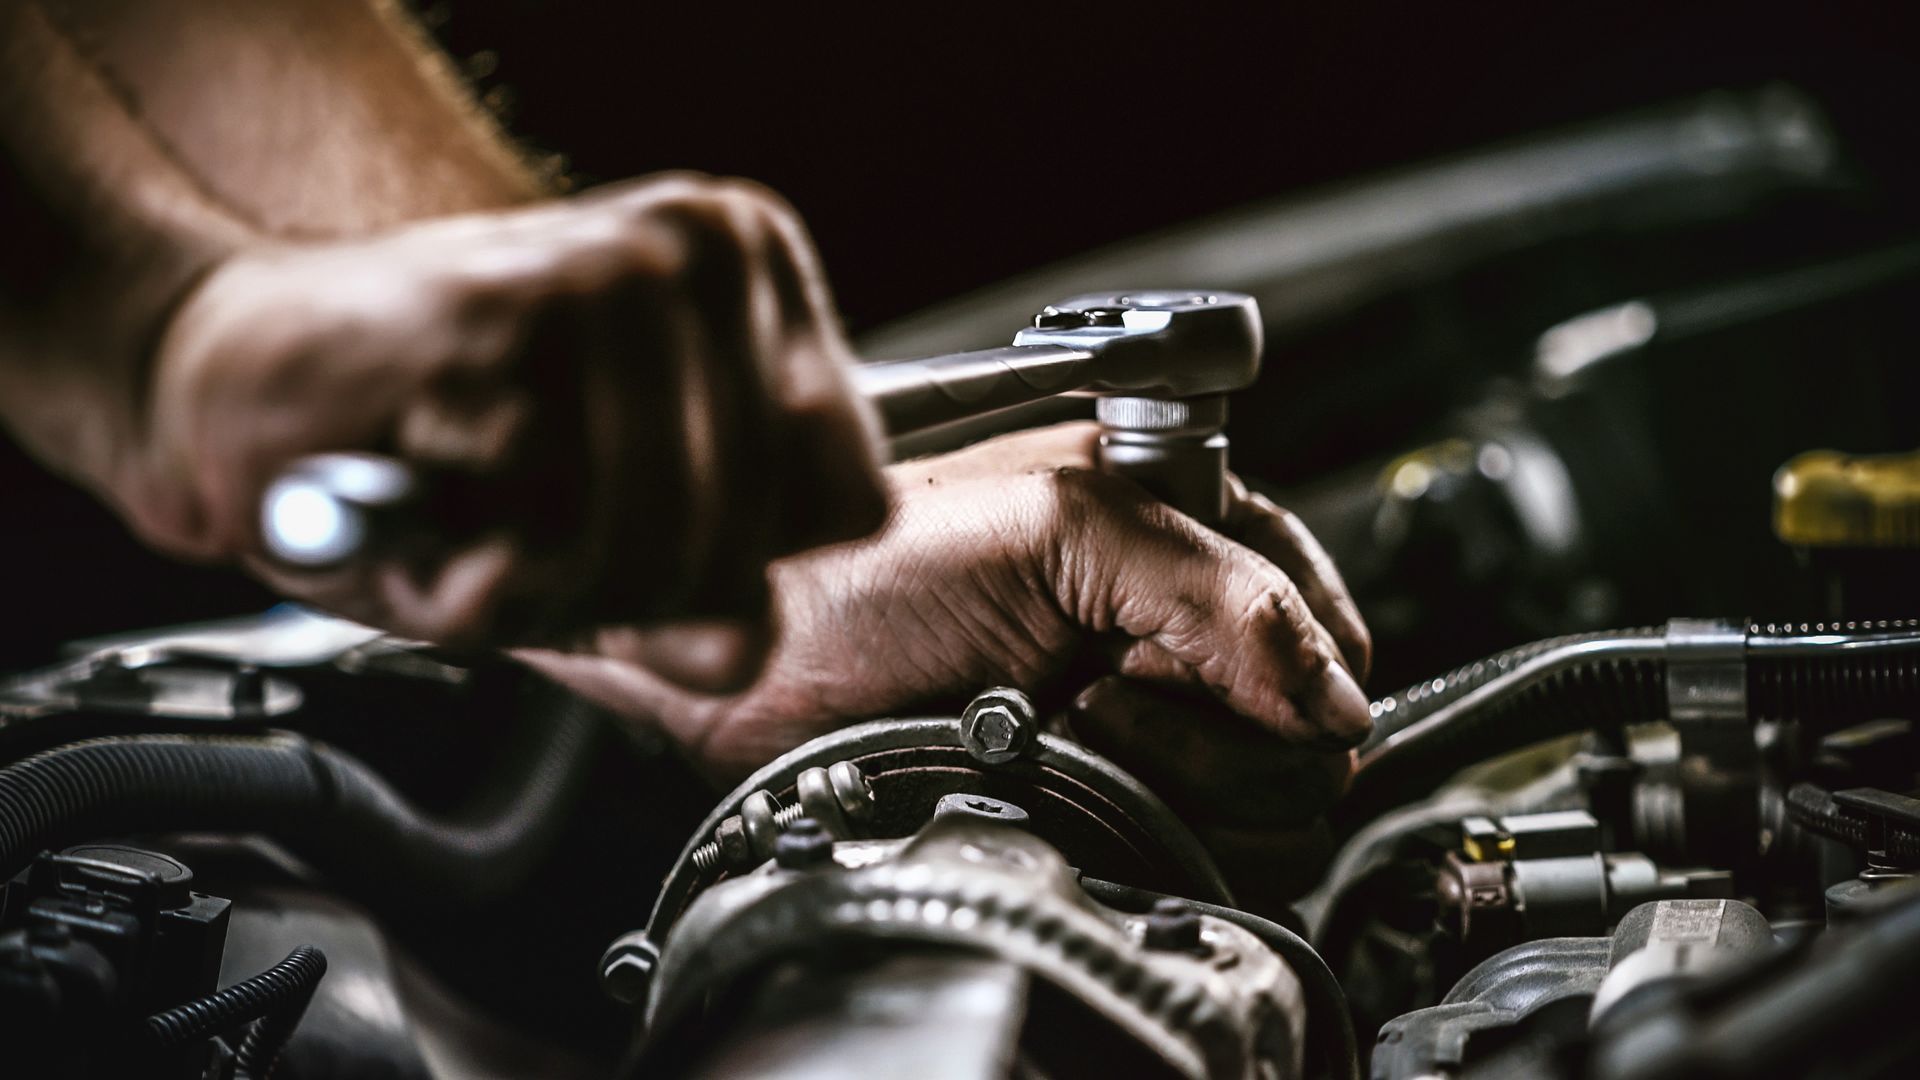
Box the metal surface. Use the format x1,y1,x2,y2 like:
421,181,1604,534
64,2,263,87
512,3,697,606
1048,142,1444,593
644,717,1234,952
678,954,1031,1080
260,452,417,568
262,291,1261,566
1375,900,1775,1079
853,344,1096,434
1095,394,1231,525
0,650,304,723
688,761,875,875
641,814,1304,1079
1587,898,1774,1025
959,687,1037,765
1663,619,1758,868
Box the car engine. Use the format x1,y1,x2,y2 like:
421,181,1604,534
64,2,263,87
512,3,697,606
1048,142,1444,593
3,85,1918,1078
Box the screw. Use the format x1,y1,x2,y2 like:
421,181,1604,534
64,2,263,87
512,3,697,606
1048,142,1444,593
690,761,873,875
1142,898,1205,953
599,932,659,1006
961,687,1037,765
774,817,836,870
933,792,1031,827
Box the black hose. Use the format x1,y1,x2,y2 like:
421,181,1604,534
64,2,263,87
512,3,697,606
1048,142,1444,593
230,948,327,1080
1078,876,1361,1080
145,945,327,1078
1341,620,1920,830
1343,633,1664,828
1361,627,1664,751
1747,620,1920,726
0,692,599,902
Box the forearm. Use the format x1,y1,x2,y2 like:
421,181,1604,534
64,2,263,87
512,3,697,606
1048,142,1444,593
0,0,539,518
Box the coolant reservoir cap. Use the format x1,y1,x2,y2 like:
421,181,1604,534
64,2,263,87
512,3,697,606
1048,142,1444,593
1773,449,1920,549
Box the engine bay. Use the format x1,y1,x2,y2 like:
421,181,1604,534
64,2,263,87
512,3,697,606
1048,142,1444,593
3,84,1919,1078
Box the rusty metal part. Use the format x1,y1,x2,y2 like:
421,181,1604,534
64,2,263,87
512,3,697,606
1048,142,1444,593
641,814,1303,1079
649,717,1233,951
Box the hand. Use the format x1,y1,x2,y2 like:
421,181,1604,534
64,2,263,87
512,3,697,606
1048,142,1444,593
128,175,888,685
525,422,1373,837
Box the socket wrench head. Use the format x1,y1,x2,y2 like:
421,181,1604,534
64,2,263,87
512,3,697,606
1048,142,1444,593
1012,290,1262,398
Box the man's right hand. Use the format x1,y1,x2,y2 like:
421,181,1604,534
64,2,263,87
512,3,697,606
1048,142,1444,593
128,175,889,686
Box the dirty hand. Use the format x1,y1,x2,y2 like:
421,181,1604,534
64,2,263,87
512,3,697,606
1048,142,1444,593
525,421,1373,838
129,175,887,687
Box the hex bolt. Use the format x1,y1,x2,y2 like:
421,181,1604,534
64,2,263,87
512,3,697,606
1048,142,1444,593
690,761,875,874
598,932,660,1006
1142,897,1206,954
960,687,1038,765
773,817,836,870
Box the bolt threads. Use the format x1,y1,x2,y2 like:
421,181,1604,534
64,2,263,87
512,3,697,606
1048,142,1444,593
690,761,870,875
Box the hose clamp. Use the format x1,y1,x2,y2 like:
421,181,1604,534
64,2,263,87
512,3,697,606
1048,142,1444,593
1664,618,1748,725
1664,618,1758,865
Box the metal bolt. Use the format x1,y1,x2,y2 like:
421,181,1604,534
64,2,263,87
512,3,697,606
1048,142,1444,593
960,687,1037,765
773,817,836,870
1142,898,1205,953
599,932,659,1006
690,761,874,875
933,792,1030,827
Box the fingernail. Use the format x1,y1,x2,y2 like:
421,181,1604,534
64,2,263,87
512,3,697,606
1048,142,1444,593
1304,662,1373,748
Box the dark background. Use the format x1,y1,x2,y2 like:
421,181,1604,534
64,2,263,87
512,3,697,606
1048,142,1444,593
425,0,1920,330
4,0,1917,664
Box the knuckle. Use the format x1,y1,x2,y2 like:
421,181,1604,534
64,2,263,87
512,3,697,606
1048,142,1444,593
655,176,788,244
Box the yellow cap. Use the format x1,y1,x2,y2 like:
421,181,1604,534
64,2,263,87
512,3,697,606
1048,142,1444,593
1773,449,1920,549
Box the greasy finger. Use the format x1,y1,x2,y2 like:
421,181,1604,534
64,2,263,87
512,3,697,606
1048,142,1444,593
1228,480,1372,682
1059,471,1373,747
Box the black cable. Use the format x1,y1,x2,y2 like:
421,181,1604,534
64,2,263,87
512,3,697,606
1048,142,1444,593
0,692,599,902
230,948,328,1080
1078,876,1361,1080
145,945,327,1076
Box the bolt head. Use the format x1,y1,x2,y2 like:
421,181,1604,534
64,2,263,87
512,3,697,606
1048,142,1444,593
1142,898,1205,953
602,949,655,1005
961,688,1037,765
774,816,836,870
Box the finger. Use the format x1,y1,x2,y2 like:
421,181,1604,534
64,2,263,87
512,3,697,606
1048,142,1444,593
1058,470,1374,747
1227,480,1373,683
1068,676,1354,826
748,187,890,551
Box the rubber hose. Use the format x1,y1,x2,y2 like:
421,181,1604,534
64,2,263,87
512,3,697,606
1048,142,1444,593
1783,782,1920,862
1747,621,1920,726
145,945,327,1052
1343,639,1664,828
1343,620,1920,830
0,695,598,902
1362,627,1664,751
1078,876,1360,1080
231,947,328,1080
